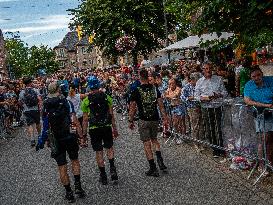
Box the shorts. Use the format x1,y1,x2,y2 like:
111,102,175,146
23,110,40,126
138,120,159,142
171,105,187,117
89,126,113,151
53,134,79,166
255,114,273,132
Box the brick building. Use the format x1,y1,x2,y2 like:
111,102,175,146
54,31,107,71
0,29,7,79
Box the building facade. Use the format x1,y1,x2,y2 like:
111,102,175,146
54,31,107,71
0,29,7,79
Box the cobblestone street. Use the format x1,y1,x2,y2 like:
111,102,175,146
1,114,273,205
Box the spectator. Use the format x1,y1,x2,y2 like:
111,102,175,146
194,62,228,157
244,65,273,175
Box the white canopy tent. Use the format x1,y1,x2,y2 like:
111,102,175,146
159,32,234,52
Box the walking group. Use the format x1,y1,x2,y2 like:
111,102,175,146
5,58,273,203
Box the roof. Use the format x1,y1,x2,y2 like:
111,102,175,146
76,36,89,46
54,31,79,51
159,32,234,52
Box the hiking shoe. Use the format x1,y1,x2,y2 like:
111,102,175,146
65,191,76,203
110,166,118,181
74,182,86,198
99,173,108,185
145,167,159,177
31,140,36,147
157,158,167,171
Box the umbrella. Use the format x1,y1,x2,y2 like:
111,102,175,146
159,32,234,52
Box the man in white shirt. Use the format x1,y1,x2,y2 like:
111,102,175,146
194,62,228,157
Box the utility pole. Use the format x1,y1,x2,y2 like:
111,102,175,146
163,0,170,63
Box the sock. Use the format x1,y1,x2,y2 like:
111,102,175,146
30,132,34,141
109,158,115,168
148,159,156,169
99,166,106,174
74,175,80,183
64,184,72,192
155,151,162,159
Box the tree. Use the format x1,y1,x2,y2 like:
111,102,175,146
5,32,59,78
166,0,273,54
29,45,59,75
5,32,29,78
69,0,177,64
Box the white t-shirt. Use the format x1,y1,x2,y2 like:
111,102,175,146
67,94,83,118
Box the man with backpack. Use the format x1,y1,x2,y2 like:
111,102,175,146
81,76,119,185
41,81,86,203
128,69,168,177
19,77,42,147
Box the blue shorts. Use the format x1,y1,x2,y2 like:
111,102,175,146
171,105,187,117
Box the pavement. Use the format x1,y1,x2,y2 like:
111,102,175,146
1,114,273,205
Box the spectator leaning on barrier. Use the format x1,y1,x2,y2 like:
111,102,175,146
244,65,273,174
165,78,186,144
181,72,203,152
19,77,42,147
129,69,168,177
194,62,228,158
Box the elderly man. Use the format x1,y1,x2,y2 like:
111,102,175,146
194,63,228,157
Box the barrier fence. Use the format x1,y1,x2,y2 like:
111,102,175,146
113,94,273,186
162,97,273,185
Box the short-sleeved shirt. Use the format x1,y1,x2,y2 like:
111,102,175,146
81,92,113,129
19,87,40,112
130,84,161,121
244,76,273,104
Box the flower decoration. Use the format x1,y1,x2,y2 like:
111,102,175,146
115,35,137,52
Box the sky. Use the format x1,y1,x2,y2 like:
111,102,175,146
0,0,80,48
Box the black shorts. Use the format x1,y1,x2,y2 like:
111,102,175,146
24,110,40,126
53,134,79,166
89,126,113,151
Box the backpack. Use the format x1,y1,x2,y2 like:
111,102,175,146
88,92,111,127
45,97,71,137
138,86,158,119
24,88,38,107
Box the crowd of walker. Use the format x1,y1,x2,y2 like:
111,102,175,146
1,57,273,203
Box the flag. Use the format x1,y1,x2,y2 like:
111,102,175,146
89,32,96,44
76,25,82,41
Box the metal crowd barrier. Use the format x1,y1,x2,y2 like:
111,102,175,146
163,97,273,185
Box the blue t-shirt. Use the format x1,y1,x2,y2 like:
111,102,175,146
130,80,141,92
244,76,273,104
73,78,80,87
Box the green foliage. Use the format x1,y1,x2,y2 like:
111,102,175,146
5,33,59,78
166,0,273,54
69,0,177,62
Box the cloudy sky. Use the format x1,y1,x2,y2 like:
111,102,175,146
0,0,79,48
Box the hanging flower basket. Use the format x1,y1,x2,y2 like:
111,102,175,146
115,35,137,52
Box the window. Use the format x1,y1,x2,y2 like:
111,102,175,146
60,61,65,67
60,49,65,57
81,47,86,54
